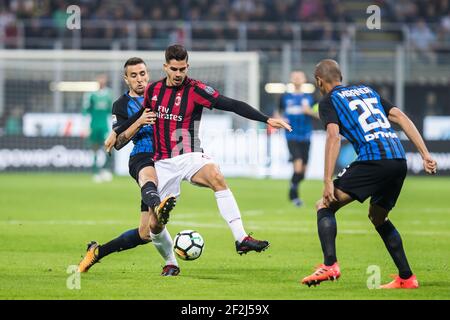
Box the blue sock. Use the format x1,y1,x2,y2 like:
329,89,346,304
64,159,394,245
98,228,149,259
317,208,337,266
376,220,413,279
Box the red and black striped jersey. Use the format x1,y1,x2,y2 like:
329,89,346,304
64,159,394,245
143,77,220,160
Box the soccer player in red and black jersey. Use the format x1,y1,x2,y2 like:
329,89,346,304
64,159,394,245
78,58,178,276
109,45,291,266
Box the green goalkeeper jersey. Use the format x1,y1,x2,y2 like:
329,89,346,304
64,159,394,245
83,88,113,130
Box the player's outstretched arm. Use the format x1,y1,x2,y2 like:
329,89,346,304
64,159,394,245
388,107,437,174
215,95,292,131
323,123,341,207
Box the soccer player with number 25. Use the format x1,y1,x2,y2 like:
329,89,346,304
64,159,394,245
301,59,437,289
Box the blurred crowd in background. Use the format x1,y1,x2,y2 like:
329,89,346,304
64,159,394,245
1,0,449,25
1,0,450,137
1,0,450,53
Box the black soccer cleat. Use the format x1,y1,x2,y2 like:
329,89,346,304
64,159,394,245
235,234,270,255
161,264,180,276
154,195,176,225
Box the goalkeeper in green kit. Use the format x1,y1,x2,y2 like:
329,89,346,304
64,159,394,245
82,74,114,182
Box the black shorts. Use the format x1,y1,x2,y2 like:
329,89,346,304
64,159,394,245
334,159,407,211
128,152,155,212
287,140,310,164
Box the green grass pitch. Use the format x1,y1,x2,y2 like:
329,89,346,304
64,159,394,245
0,174,449,300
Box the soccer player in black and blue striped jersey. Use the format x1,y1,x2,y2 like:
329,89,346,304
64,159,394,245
78,58,179,276
301,59,437,288
278,71,318,207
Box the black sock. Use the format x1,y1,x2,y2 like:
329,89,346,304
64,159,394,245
289,172,304,200
141,181,160,210
376,220,413,279
97,228,149,259
317,208,337,266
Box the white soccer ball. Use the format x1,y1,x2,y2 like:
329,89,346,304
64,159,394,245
173,230,205,261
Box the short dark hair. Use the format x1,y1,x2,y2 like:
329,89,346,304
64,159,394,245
165,44,188,63
123,57,146,74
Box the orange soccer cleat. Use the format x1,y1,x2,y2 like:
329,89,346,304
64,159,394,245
77,241,100,273
154,195,177,225
301,262,341,287
380,274,419,289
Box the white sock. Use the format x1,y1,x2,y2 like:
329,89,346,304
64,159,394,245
150,228,178,267
215,189,247,242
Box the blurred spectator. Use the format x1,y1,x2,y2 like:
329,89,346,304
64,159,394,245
0,0,447,52
52,0,67,33
424,91,441,116
297,0,325,22
0,4,18,48
436,11,450,59
410,19,437,64
0,4,16,27
319,21,339,59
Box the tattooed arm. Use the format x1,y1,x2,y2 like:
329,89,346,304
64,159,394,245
106,108,155,153
114,109,155,150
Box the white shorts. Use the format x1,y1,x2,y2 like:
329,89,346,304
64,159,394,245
155,152,215,199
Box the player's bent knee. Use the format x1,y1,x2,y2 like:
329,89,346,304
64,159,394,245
207,166,227,191
138,226,151,242
138,166,157,187
150,225,163,235
368,213,387,227
316,199,326,211
148,214,164,234
368,204,389,227
149,222,163,234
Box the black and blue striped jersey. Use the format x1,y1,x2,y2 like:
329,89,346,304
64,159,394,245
319,84,405,161
111,92,154,157
279,92,315,142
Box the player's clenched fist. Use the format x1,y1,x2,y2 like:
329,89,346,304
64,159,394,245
423,154,437,175
139,109,156,126
104,130,117,154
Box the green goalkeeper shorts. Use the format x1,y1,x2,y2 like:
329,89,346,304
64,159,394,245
88,128,108,146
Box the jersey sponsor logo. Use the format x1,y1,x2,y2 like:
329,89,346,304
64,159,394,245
157,105,183,122
364,130,398,142
286,105,303,115
204,86,215,95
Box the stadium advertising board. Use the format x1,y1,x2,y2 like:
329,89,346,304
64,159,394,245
23,113,90,137
402,140,450,175
0,137,104,171
2,136,448,175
